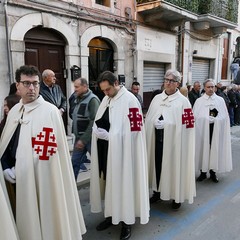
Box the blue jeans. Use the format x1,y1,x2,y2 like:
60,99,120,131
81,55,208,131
71,141,91,180
228,106,235,126
230,63,239,80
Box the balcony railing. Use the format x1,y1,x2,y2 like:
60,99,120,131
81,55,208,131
136,0,238,23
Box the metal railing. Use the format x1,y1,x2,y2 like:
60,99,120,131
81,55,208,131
136,0,238,23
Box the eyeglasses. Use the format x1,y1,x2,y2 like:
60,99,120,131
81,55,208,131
20,81,40,88
164,78,178,84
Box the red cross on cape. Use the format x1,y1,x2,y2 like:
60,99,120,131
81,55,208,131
182,108,194,128
128,108,143,131
32,127,58,160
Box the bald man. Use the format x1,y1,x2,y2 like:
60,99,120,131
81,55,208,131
40,69,67,115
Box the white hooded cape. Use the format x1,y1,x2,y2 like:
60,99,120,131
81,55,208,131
145,90,196,204
0,96,86,240
0,165,19,240
193,93,232,173
90,86,149,225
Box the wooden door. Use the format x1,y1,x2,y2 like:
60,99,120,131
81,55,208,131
25,42,67,130
221,34,229,80
25,43,65,93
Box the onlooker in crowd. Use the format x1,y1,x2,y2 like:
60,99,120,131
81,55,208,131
220,86,230,111
193,79,232,183
230,57,240,81
0,94,21,216
187,84,193,92
215,82,224,97
215,82,230,109
90,71,149,240
0,94,21,137
69,90,91,172
151,84,165,101
130,81,144,108
40,69,67,115
227,84,238,127
0,65,86,240
0,165,19,240
234,85,240,125
69,91,77,120
179,86,188,97
145,69,196,210
71,77,100,179
8,82,20,96
188,81,201,106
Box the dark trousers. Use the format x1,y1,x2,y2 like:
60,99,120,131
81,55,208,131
155,129,164,190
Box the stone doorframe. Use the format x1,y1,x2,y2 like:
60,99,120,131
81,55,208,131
10,12,79,85
80,25,124,81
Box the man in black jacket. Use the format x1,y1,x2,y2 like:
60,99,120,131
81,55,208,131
228,84,238,127
40,69,67,115
188,81,201,107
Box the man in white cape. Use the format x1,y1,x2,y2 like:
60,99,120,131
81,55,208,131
0,164,19,240
145,69,196,209
193,79,232,182
0,65,86,240
90,71,149,240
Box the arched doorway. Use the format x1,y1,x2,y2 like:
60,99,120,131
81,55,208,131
24,27,67,129
88,37,114,100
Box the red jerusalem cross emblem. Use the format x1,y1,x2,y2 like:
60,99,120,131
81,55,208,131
32,127,58,160
128,108,143,131
182,108,194,128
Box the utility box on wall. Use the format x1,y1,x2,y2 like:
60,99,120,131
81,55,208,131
70,65,81,81
118,74,125,85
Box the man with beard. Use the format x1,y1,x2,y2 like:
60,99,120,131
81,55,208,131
0,65,86,240
90,71,149,240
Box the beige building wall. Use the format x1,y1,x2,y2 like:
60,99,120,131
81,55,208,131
0,0,136,123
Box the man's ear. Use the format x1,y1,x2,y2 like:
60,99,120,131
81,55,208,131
114,80,119,86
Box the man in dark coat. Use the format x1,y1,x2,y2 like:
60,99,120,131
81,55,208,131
40,69,67,115
188,81,201,107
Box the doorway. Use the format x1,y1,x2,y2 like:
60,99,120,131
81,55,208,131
88,37,114,100
24,27,67,130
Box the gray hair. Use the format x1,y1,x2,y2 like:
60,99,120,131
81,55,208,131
164,69,181,82
193,81,200,86
203,79,215,87
75,77,88,86
42,69,53,79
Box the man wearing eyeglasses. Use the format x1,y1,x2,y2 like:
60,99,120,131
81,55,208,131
145,69,196,210
0,65,86,239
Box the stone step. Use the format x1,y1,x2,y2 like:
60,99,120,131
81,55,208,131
77,163,91,189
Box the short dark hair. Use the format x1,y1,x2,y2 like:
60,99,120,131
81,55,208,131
8,82,17,95
97,71,117,87
4,94,21,110
203,79,214,87
75,77,88,86
132,81,140,87
15,65,41,82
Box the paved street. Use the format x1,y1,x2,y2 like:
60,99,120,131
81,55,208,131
78,126,240,240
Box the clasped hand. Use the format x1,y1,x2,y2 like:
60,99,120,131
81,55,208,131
92,125,109,141
3,167,16,183
154,119,165,129
209,116,215,124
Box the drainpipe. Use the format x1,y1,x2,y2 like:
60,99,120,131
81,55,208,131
177,22,185,86
4,0,14,84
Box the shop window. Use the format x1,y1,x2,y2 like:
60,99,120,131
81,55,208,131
95,0,110,7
